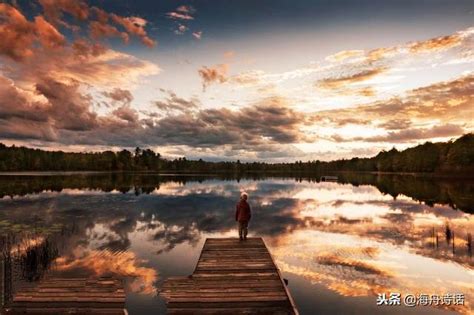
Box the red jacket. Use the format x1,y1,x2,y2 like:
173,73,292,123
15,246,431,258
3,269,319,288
235,200,251,222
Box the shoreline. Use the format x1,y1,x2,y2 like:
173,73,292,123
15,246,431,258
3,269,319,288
0,170,472,180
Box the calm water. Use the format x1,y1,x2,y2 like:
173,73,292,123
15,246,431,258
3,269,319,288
0,173,472,315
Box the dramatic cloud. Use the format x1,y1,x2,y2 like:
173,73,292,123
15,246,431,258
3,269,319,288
219,27,473,101
327,27,474,63
0,0,158,92
35,77,97,131
1,88,311,157
318,74,473,143
148,97,310,148
2,39,159,89
365,74,473,121
0,3,64,61
1,2,472,162
0,76,48,122
63,4,156,47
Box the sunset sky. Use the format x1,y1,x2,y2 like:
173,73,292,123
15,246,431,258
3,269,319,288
0,0,473,162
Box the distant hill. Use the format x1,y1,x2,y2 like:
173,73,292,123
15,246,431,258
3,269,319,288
0,134,473,176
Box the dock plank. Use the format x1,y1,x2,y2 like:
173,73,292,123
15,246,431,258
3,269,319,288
161,237,298,314
7,277,126,314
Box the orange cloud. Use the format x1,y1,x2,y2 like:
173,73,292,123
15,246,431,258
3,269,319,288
39,0,89,25
318,67,387,89
110,14,156,47
316,74,473,142
409,33,463,53
0,3,36,61
34,16,66,49
366,28,471,61
72,39,107,57
89,20,129,43
198,63,229,90
0,1,156,64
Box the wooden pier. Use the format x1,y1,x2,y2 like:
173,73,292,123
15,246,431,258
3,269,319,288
7,277,126,314
161,237,298,314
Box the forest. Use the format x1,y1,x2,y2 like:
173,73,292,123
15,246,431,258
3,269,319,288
0,133,472,175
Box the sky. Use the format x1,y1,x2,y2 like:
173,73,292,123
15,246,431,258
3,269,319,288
0,0,473,162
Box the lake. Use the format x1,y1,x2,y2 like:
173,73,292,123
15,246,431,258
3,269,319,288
0,173,472,314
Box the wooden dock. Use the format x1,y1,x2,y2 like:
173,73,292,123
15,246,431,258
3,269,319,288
7,277,126,314
161,237,298,314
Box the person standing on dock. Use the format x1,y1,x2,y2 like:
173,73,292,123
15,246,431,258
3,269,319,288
236,192,251,240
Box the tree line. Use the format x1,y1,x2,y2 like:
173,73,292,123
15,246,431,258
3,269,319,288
0,134,472,174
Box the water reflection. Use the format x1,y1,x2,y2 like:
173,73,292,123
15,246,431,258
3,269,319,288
0,174,472,314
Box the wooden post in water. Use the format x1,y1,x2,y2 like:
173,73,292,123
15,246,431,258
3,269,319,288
436,229,439,249
467,233,472,258
452,231,455,255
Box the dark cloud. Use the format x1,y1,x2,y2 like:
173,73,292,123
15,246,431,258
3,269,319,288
147,97,309,148
0,117,58,141
112,106,139,124
35,78,98,131
0,76,49,122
